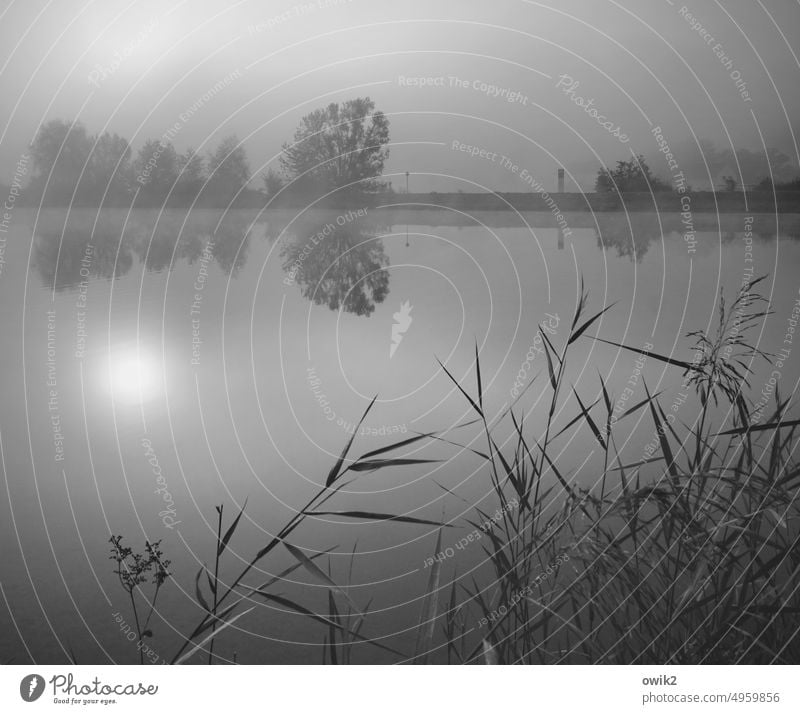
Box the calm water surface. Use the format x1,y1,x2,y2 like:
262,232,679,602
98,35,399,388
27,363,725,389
2,207,799,663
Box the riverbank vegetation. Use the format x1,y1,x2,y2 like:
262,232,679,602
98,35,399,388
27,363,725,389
105,275,799,664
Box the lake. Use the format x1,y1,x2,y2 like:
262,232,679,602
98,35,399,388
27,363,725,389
2,207,799,664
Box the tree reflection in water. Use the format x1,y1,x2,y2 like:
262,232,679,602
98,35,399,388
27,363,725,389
33,228,134,290
32,212,252,289
594,213,660,262
281,216,390,317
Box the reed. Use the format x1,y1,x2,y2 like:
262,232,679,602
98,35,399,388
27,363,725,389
107,275,798,664
438,275,799,664
165,397,443,664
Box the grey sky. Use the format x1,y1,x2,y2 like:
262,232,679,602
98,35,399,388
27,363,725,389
1,0,798,190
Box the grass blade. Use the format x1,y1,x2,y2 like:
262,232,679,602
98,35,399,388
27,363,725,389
437,357,483,418
482,638,500,664
568,303,615,345
195,566,211,612
644,380,677,478
283,542,361,614
541,329,558,393
717,418,800,436
356,432,435,460
218,499,247,557
572,387,606,450
347,458,440,473
414,528,443,664
590,336,699,371
250,592,406,658
175,607,254,665
248,546,336,594
325,395,377,487
475,340,484,413
328,590,339,665
306,510,450,527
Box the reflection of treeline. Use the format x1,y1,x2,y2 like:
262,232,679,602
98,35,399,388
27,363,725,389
594,212,793,262
33,212,252,289
362,190,800,213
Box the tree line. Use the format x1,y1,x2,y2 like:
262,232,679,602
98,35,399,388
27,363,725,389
18,97,391,208
595,154,800,194
17,100,797,207
27,121,251,207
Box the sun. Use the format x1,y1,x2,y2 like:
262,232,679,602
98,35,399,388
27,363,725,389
105,346,162,406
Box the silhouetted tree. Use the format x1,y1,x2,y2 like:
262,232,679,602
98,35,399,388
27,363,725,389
595,155,671,193
281,97,390,197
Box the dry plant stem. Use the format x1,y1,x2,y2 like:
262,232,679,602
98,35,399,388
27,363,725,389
208,505,223,664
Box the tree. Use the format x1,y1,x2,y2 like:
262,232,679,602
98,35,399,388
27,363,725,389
262,167,284,198
89,131,131,204
733,147,795,187
595,155,671,193
31,121,134,205
281,97,390,197
206,135,249,203
176,149,206,202
755,175,800,192
30,119,94,204
132,139,179,204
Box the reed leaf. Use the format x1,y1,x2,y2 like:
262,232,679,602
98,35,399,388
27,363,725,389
437,357,483,418
195,566,211,612
568,303,615,345
174,608,254,665
591,336,700,371
356,432,435,460
716,418,800,436
482,638,499,664
250,592,406,657
283,542,361,614
347,457,440,473
306,510,450,527
325,395,377,487
414,528,443,664
218,498,247,557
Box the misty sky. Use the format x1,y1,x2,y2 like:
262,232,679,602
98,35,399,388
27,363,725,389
0,0,798,191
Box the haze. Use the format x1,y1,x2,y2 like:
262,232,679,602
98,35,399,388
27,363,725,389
0,0,798,191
